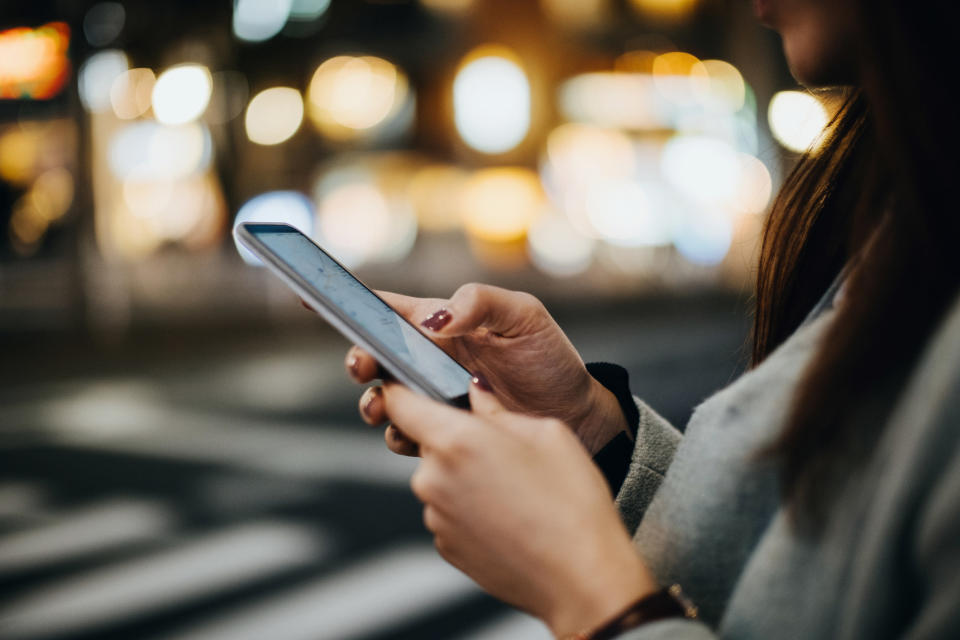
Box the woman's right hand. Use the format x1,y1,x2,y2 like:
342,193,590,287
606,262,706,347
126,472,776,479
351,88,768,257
342,283,628,456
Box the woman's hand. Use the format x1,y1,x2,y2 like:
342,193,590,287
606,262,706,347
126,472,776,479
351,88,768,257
384,379,657,637
342,283,628,455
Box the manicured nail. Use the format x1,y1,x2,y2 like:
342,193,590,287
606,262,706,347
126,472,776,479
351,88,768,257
361,386,382,418
421,308,452,332
348,354,361,379
471,372,492,392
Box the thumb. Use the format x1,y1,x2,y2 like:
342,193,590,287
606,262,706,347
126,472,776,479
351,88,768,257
421,284,544,339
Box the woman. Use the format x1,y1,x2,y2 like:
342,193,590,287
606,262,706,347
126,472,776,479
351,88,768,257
338,0,960,637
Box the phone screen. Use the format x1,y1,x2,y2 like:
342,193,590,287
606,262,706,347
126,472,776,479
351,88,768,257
246,225,473,400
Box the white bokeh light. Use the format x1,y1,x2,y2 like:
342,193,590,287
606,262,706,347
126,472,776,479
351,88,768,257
768,90,829,153
152,64,213,126
245,87,303,145
453,52,530,154
233,0,293,42
79,50,129,113
233,191,315,265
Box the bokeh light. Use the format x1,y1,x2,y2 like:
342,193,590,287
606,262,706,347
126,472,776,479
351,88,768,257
110,68,156,120
245,87,303,145
585,179,672,247
234,191,315,265
460,168,542,243
690,59,745,113
0,127,40,185
660,134,740,207
453,47,531,154
767,90,828,153
729,153,772,216
539,0,610,30
29,168,74,222
233,0,293,43
527,211,595,277
652,51,700,105
307,56,410,141
0,22,71,100
558,72,666,131
628,0,700,22
420,0,474,16
109,121,212,181
407,164,469,232
79,50,128,113
673,209,732,265
151,64,213,126
83,3,125,47
289,0,332,21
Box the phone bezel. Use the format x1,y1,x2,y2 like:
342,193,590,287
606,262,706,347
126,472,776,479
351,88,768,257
235,222,471,408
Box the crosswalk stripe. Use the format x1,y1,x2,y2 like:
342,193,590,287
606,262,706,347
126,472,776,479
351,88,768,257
0,520,327,639
0,498,173,573
158,545,481,640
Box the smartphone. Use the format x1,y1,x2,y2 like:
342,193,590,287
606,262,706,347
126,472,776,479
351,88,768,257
235,222,472,408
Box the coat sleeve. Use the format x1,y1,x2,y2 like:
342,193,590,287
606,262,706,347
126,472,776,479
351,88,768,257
614,397,682,536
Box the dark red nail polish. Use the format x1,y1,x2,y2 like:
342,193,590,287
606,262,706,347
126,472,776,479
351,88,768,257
471,372,492,392
362,386,382,417
348,355,361,378
421,308,452,332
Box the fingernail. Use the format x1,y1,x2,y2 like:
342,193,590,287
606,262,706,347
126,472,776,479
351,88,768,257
362,386,382,417
348,355,360,379
471,372,492,393
421,308,452,332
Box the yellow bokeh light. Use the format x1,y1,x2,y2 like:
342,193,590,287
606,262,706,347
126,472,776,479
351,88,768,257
110,68,156,120
628,0,699,22
615,50,658,73
407,164,469,232
29,167,74,222
0,127,39,185
690,59,745,112
652,51,701,104
9,197,48,249
460,167,543,243
768,90,829,152
151,64,212,126
453,45,531,154
419,0,474,15
307,55,408,140
539,0,610,30
245,87,304,145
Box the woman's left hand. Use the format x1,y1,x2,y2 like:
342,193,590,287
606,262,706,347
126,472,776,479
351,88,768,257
383,379,658,638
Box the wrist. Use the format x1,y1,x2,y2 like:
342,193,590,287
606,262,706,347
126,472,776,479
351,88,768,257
545,548,657,639
575,378,631,456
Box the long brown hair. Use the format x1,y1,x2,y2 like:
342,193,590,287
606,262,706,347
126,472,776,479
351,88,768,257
753,0,960,527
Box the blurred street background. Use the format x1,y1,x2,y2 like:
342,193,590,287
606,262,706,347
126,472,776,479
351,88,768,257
1,0,823,637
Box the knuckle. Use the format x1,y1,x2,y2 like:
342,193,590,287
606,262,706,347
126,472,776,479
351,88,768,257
453,282,484,306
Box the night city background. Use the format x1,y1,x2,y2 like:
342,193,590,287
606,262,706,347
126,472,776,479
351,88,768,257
1,1,828,638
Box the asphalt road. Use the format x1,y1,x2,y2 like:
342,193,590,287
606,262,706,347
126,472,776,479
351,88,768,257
0,293,749,640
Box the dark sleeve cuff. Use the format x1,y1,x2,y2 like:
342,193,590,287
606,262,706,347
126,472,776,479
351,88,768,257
586,362,639,495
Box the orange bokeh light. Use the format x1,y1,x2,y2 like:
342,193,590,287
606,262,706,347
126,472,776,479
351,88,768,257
0,22,71,100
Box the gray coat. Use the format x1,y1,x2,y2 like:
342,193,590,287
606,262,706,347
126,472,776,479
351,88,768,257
613,289,960,639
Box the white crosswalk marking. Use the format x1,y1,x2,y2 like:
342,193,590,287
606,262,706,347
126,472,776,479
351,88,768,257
0,520,328,639
158,545,482,640
0,498,174,573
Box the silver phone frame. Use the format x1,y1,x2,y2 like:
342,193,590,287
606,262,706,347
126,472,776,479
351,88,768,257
235,222,471,407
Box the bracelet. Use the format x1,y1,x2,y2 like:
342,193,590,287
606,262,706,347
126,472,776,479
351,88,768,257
565,585,698,640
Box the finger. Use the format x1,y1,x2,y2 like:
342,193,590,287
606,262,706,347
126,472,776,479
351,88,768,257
376,290,446,325
419,284,544,339
359,386,387,425
381,382,469,448
345,346,381,383
385,424,420,457
467,372,505,417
